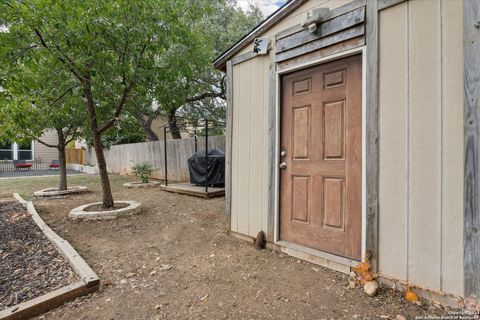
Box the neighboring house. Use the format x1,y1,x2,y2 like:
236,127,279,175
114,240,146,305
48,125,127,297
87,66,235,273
151,116,194,140
0,130,58,163
214,0,476,306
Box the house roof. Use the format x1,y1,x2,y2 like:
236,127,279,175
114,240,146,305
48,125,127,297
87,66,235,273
212,0,309,71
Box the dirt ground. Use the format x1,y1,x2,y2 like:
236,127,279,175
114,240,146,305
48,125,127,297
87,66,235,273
0,175,453,320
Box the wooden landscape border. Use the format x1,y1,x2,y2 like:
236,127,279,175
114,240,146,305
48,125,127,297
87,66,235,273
0,194,100,320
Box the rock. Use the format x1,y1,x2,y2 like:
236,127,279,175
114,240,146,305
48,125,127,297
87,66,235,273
125,272,136,278
465,297,479,311
395,315,407,320
120,279,127,284
101,279,113,287
363,280,379,297
160,264,172,271
347,280,356,289
150,270,157,276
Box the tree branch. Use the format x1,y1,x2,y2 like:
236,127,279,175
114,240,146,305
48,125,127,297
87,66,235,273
35,137,58,149
48,85,79,107
33,28,87,83
34,29,49,50
185,75,226,103
96,84,131,134
65,128,78,145
96,41,149,135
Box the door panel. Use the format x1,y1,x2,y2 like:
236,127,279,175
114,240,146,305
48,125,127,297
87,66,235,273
279,54,362,260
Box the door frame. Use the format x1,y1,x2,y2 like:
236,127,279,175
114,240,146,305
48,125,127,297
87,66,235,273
273,46,367,267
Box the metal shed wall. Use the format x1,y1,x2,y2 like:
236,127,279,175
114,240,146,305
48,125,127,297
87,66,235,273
378,0,464,296
228,0,465,298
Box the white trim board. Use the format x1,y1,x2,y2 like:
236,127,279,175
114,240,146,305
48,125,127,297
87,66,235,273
273,46,367,267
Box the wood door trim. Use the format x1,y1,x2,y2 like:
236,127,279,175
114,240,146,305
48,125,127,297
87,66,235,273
225,60,233,218
365,0,379,271
464,0,480,298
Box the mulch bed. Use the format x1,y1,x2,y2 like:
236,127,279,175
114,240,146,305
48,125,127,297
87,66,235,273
0,200,79,311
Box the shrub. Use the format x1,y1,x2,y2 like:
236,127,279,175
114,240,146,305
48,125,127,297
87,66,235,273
132,163,153,183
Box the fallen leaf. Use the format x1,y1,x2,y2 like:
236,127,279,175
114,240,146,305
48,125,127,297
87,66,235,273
405,289,419,302
354,262,370,275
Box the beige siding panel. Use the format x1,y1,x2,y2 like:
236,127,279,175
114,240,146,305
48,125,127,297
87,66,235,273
377,0,464,296
231,63,241,233
378,2,408,280
249,56,265,237
236,62,252,235
262,56,271,233
408,0,441,290
441,0,464,296
34,131,58,162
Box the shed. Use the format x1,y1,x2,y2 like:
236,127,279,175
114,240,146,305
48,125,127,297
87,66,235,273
214,0,480,307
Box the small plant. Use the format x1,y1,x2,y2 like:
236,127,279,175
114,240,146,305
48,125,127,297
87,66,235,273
132,163,153,183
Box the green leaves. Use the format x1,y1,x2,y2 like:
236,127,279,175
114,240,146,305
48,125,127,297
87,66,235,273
0,0,215,140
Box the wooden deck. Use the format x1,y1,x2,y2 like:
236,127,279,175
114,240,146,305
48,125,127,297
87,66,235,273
160,182,225,199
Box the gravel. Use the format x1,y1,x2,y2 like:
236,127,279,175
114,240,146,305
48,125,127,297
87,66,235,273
0,201,79,310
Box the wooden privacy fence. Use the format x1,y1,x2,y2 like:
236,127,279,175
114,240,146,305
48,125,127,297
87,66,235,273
65,148,85,164
84,136,226,182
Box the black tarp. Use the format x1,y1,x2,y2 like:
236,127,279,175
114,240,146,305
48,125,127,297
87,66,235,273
188,149,225,187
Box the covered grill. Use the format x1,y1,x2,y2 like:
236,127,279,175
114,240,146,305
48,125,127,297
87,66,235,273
188,149,225,187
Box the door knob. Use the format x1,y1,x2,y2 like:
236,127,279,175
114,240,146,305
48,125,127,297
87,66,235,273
279,162,287,169
280,150,287,157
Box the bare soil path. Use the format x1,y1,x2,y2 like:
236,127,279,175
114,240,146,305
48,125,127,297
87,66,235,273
0,175,452,320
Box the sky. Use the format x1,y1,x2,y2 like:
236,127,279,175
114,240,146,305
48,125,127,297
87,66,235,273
237,0,287,16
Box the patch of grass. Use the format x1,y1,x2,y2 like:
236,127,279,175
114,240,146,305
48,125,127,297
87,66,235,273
0,174,131,200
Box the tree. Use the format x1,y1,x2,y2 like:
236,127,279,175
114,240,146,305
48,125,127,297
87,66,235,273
0,53,85,191
84,113,146,148
132,0,263,140
1,0,212,207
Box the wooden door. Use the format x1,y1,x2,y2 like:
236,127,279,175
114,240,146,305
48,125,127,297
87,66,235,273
279,54,362,260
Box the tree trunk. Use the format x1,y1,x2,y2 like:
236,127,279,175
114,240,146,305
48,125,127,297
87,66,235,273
135,113,159,141
56,129,68,191
92,131,114,208
85,85,114,208
167,110,182,139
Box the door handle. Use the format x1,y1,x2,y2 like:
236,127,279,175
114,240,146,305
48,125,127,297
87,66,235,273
279,162,287,169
